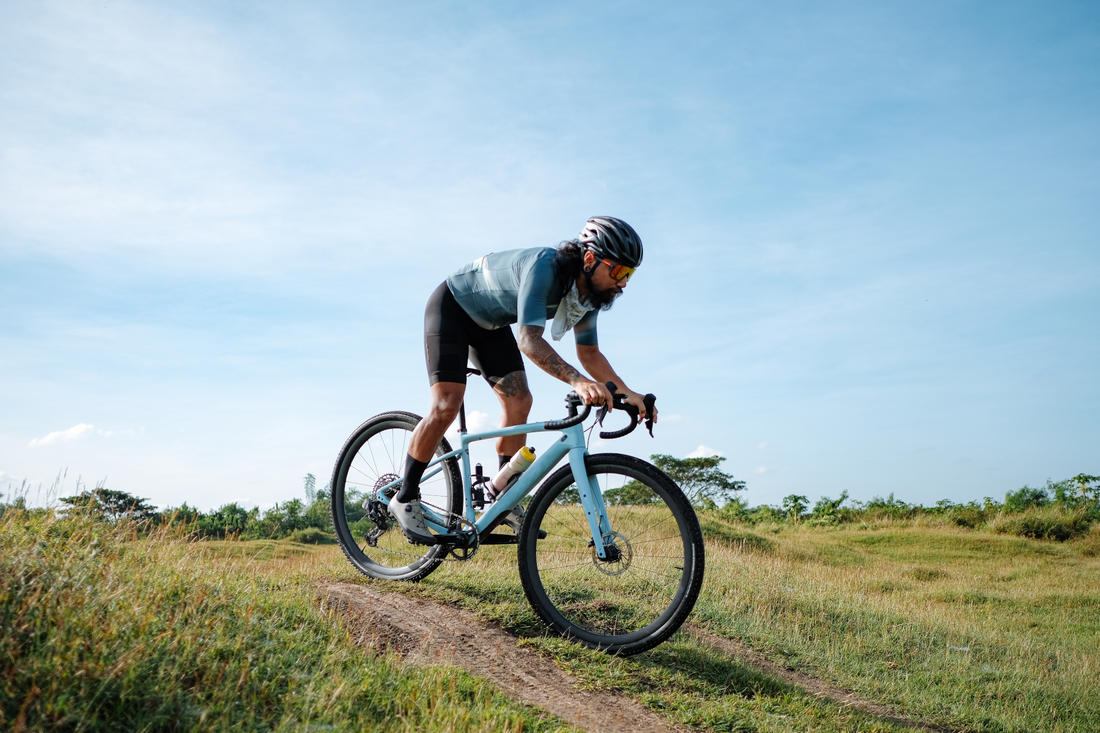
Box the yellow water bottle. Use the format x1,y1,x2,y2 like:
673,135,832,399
489,446,536,498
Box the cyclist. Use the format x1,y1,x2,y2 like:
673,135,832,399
390,216,657,545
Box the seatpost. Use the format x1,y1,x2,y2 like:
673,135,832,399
460,366,480,434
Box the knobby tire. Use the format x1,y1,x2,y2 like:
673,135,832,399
330,411,461,582
518,453,705,656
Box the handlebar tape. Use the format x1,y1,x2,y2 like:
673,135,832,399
598,382,638,439
543,394,592,430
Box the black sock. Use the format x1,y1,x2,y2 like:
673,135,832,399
498,454,510,470
397,455,428,503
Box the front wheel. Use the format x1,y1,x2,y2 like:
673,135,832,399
518,453,705,655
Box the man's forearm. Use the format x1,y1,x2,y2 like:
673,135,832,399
577,346,630,392
518,326,584,385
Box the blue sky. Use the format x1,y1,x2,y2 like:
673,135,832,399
2,1,1097,512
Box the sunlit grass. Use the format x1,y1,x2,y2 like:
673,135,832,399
0,510,577,732
10,500,1095,732
382,513,1100,732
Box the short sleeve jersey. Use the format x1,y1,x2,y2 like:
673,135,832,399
446,247,599,346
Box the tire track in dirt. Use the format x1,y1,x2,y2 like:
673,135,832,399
684,625,950,732
319,582,686,733
319,582,948,733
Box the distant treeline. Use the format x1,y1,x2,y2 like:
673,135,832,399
0,474,342,544
710,472,1100,543
3,462,1097,544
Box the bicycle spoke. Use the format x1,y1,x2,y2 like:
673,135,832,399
520,454,704,654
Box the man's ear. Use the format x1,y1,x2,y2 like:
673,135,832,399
582,250,597,268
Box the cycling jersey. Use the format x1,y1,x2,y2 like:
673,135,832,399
446,248,599,346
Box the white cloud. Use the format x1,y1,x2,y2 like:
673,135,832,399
686,445,723,458
753,466,769,474
446,410,493,441
28,423,96,447
756,442,770,450
659,414,684,422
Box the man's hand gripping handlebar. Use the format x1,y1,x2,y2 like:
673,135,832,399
542,384,657,436
597,382,657,439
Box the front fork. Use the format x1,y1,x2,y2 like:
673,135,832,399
569,447,615,559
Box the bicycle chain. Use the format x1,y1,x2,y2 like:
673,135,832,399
363,498,484,563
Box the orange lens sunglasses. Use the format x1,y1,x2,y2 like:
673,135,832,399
601,259,636,282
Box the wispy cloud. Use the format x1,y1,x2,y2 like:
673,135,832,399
753,466,769,474
28,423,96,447
686,445,723,458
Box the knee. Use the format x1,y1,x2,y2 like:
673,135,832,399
502,389,533,416
428,385,465,423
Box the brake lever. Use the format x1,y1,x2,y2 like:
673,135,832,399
598,382,618,426
643,393,656,437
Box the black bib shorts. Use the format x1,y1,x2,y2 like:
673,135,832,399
424,281,525,386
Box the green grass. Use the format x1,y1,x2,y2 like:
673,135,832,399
8,504,1097,732
692,528,1099,732
376,517,1100,733
0,510,579,732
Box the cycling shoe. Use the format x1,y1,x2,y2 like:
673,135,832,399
388,496,439,546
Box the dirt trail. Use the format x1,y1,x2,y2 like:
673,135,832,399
319,582,686,733
684,625,949,732
319,582,947,733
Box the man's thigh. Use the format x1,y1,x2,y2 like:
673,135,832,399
424,281,471,385
468,327,526,389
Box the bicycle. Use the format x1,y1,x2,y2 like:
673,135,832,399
329,374,705,656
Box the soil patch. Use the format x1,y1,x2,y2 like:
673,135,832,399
319,582,685,733
319,582,949,733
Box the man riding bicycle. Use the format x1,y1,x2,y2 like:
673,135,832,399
390,216,657,545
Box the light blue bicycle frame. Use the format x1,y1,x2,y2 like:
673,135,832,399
377,418,615,558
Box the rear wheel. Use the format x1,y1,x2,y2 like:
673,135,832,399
518,453,705,655
330,411,461,582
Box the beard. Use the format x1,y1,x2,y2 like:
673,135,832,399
581,268,621,311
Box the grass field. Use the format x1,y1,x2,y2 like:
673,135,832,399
4,507,1097,732
1,512,579,733
386,515,1100,733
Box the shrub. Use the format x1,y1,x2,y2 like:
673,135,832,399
288,527,336,544
862,493,920,521
1004,485,1051,513
948,505,988,529
991,505,1094,542
1076,524,1100,557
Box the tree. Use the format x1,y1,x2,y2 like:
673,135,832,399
1004,485,1050,513
782,494,809,520
59,487,158,524
198,503,251,537
1072,474,1099,503
650,454,745,509
812,491,849,519
603,480,660,506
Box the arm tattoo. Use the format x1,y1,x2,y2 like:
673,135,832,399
518,326,583,385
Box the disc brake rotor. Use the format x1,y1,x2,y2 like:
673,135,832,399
591,531,633,576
